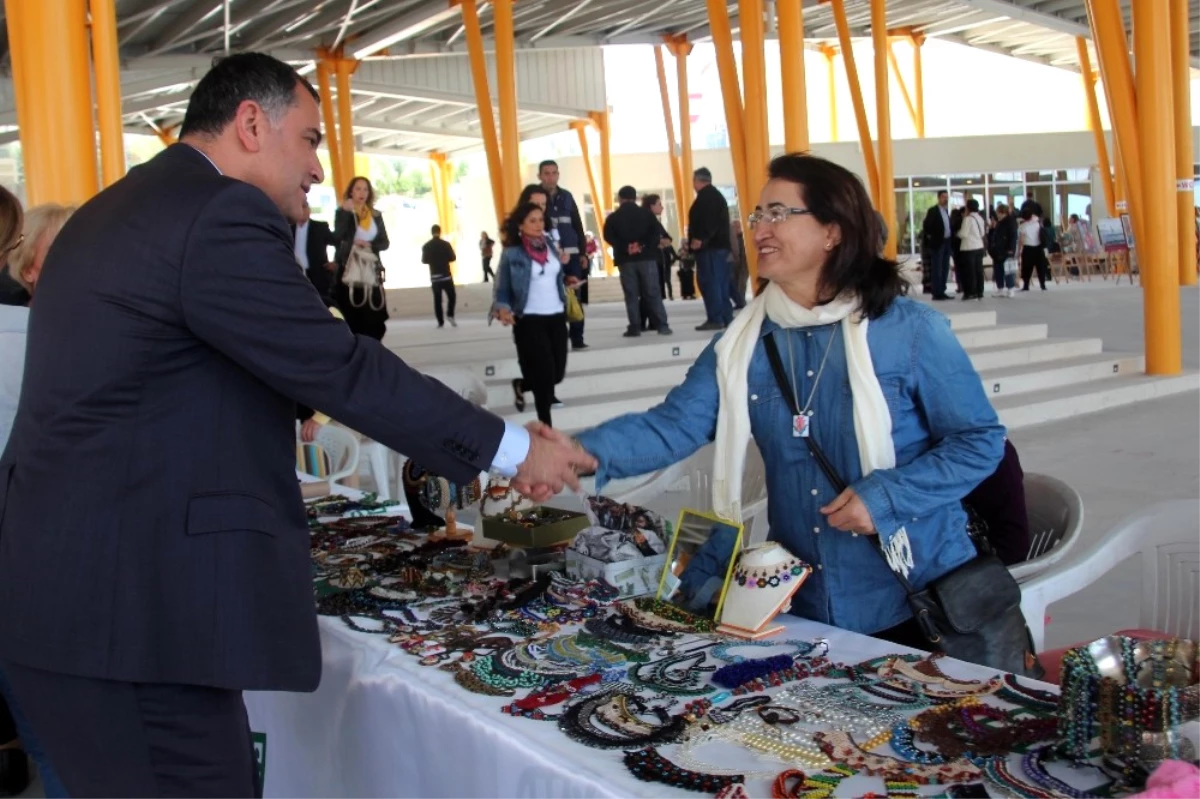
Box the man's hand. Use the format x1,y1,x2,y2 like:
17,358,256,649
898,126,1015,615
627,242,643,255
689,239,702,251
820,487,877,535
300,418,323,443
509,422,597,502
323,261,337,272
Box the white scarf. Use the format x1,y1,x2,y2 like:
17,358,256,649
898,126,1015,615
712,281,912,574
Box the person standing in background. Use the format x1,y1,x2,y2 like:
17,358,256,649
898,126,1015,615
642,194,674,302
990,204,1019,298
688,167,733,331
291,198,337,302
334,176,390,339
920,190,954,301
956,199,987,301
538,160,589,351
606,186,672,337
1018,207,1049,291
480,231,496,282
422,224,457,328
729,219,749,310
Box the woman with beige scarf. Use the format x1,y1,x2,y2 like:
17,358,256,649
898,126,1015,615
574,153,1005,647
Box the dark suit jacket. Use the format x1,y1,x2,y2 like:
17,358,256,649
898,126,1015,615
921,205,952,249
291,219,336,299
687,184,732,251
0,144,504,692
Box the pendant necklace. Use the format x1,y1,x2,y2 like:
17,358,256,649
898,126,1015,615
784,325,839,438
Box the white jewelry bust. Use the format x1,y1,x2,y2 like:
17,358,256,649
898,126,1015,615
717,542,811,640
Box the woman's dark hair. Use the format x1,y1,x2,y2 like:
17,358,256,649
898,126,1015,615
764,153,906,319
343,176,376,208
502,202,544,247
641,193,661,209
966,199,980,213
0,184,21,260
1019,207,1035,221
517,183,549,208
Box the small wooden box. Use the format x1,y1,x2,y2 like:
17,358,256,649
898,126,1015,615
480,507,590,548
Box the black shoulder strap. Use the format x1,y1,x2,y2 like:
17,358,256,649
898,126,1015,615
761,332,915,594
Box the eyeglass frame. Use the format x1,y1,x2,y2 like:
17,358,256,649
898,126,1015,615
2,233,23,256
747,207,813,229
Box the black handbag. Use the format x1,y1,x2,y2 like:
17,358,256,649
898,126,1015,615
761,334,1044,679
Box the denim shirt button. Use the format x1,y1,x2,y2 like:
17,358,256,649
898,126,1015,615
813,526,820,533
817,564,824,570
806,331,812,337
810,488,818,496
806,370,814,377
750,394,758,401
852,533,859,538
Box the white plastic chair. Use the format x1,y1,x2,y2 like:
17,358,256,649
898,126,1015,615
1010,472,1085,582
1019,499,1200,652
302,424,360,485
422,366,488,407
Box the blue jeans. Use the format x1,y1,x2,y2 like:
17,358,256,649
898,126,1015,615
0,665,67,797
931,240,952,297
695,248,733,326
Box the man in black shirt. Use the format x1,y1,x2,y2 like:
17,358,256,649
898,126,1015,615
604,185,672,337
421,224,457,328
687,167,733,330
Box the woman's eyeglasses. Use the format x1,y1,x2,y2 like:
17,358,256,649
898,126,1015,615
747,207,812,229
2,233,23,255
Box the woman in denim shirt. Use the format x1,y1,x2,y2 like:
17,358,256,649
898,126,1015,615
575,154,1005,646
492,202,579,427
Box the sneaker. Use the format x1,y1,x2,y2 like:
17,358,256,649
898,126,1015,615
695,321,725,332
448,317,457,327
1006,287,1015,298
623,330,641,338
657,327,674,335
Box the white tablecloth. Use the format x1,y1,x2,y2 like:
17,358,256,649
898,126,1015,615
245,611,1064,798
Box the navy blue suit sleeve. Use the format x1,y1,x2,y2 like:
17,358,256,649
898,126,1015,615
178,183,503,484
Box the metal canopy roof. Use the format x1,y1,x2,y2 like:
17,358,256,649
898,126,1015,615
3,0,1198,158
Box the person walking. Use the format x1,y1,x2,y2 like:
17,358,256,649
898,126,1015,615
1018,208,1049,291
990,204,1019,298
480,230,496,282
0,52,593,798
920,190,954,300
422,224,457,328
492,202,579,426
606,186,672,337
538,160,589,351
956,199,987,301
334,175,390,339
688,167,733,330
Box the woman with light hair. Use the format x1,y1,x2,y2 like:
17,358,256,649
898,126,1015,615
0,192,69,797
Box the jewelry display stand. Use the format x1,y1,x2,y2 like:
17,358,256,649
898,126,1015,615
717,543,812,640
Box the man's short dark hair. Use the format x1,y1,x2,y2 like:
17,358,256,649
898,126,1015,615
180,52,319,138
617,185,637,201
538,160,558,173
937,190,948,199
431,224,442,235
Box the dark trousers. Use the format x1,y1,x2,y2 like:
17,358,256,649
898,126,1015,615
513,313,568,426
0,666,66,797
482,256,494,282
930,240,952,297
2,660,258,798
679,267,695,298
432,280,456,325
566,254,587,348
959,249,985,298
695,248,733,325
620,260,669,334
658,259,673,300
1021,245,1049,289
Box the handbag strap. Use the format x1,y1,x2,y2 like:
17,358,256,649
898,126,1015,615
761,332,917,596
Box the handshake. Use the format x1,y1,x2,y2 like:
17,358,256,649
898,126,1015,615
510,421,598,502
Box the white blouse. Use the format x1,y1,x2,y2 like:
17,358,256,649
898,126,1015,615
523,258,565,316
354,215,378,243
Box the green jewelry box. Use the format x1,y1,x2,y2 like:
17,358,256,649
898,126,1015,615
480,506,590,548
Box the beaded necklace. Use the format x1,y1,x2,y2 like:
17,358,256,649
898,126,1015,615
733,556,810,589
727,658,831,695
623,746,744,793
629,649,716,696
584,614,673,645
814,730,983,784
557,685,686,749
711,638,828,664
573,630,649,663
996,674,1059,713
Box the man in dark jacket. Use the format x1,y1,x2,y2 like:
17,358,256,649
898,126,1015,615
421,224,457,328
605,185,672,337
920,189,953,300
291,198,337,302
990,203,1019,297
539,160,589,350
687,167,732,330
1019,192,1044,219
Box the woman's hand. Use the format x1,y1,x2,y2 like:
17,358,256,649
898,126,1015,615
354,239,371,249
820,487,877,535
300,419,323,443
558,250,570,265
493,308,515,326
341,199,356,212
565,276,581,288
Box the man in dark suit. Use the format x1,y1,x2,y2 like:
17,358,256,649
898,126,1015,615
0,52,592,798
421,224,457,328
291,197,337,301
920,189,954,300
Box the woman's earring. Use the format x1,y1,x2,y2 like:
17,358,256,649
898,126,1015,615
824,242,833,251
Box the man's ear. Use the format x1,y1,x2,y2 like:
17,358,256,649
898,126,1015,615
233,99,267,153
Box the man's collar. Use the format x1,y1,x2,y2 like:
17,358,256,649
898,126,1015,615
182,143,223,176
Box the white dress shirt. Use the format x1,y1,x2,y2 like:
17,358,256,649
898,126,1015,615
294,221,310,270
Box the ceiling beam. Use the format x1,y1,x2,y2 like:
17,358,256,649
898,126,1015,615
955,0,1090,38
350,79,591,119
350,3,463,59
146,2,222,54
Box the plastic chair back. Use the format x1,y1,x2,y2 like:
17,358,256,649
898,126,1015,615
1010,472,1084,582
423,367,488,408
305,424,360,484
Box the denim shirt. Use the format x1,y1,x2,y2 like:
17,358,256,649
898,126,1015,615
492,243,567,317
575,297,1005,635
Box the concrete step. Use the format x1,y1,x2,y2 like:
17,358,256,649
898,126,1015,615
977,352,1144,399
996,372,1200,430
955,323,1048,349
967,337,1102,372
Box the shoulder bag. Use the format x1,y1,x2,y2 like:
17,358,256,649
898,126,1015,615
342,246,386,311
761,334,1044,678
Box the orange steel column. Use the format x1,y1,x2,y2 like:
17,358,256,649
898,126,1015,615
666,36,695,230
654,45,686,238
1132,0,1181,374
90,0,126,187
829,0,880,207
777,0,809,151
1075,37,1116,218
1170,0,1196,286
588,111,615,276
912,34,925,139
740,0,769,212
7,0,99,205
571,120,612,276
871,0,896,259
820,45,839,142
886,41,918,138
334,57,358,187
316,58,343,195
494,0,521,208
460,0,506,228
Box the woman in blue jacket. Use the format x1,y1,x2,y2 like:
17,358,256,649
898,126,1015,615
492,201,579,427
574,153,1005,646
